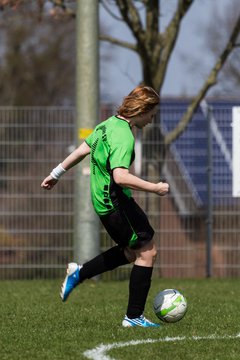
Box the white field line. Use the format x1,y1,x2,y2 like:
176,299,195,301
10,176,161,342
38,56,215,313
83,333,240,360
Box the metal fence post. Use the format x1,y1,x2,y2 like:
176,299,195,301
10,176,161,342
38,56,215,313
207,105,213,278
201,100,213,278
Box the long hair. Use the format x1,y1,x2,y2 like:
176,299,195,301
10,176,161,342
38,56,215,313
117,85,160,118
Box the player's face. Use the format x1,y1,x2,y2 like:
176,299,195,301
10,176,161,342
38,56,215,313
135,106,158,129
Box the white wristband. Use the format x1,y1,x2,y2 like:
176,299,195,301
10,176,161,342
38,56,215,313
50,163,66,180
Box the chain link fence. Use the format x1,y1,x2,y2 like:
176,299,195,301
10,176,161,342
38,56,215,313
0,101,239,279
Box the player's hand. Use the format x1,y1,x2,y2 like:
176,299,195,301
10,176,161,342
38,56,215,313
155,181,169,196
41,175,58,190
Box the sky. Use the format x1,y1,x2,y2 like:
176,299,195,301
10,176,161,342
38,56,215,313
99,0,233,102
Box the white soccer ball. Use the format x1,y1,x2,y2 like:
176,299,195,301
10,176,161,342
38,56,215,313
153,289,187,323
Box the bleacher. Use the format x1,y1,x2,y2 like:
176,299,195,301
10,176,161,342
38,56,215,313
161,99,240,210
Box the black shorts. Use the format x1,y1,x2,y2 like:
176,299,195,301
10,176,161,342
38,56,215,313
99,198,154,250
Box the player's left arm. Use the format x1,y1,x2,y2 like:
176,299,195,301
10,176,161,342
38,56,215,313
41,141,91,190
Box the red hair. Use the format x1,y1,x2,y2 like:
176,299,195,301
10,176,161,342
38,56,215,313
117,85,160,118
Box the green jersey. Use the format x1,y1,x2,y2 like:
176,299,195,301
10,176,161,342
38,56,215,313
85,116,135,215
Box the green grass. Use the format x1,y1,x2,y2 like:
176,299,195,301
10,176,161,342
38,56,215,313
0,278,239,360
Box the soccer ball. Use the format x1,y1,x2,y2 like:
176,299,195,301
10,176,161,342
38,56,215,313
153,289,187,323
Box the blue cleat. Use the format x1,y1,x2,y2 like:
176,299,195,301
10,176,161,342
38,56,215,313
122,314,161,328
60,262,82,302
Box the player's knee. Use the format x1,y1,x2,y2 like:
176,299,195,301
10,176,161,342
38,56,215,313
145,245,157,262
150,246,157,263
136,240,157,265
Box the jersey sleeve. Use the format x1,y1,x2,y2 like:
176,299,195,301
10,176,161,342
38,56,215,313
85,131,94,147
109,128,134,170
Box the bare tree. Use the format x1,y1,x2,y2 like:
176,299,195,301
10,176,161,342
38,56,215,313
0,17,76,106
0,1,112,105
1,0,240,142
99,0,240,145
189,0,240,97
0,1,76,105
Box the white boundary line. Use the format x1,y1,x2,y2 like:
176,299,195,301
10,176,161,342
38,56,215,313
83,333,240,360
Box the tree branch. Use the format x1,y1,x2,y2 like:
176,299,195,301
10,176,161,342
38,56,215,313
145,0,159,48
99,34,137,51
164,14,240,145
100,0,123,22
115,0,145,45
154,0,194,90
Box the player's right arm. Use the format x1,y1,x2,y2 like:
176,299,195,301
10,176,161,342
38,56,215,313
113,168,169,196
41,141,91,190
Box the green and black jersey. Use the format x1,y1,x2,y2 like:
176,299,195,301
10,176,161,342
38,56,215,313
85,115,135,215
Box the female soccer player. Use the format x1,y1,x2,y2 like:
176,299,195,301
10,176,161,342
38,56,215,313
41,85,169,327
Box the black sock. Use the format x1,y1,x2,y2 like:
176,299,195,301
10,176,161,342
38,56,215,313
80,246,129,281
126,264,153,319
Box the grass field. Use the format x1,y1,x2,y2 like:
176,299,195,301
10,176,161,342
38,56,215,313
0,278,239,360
